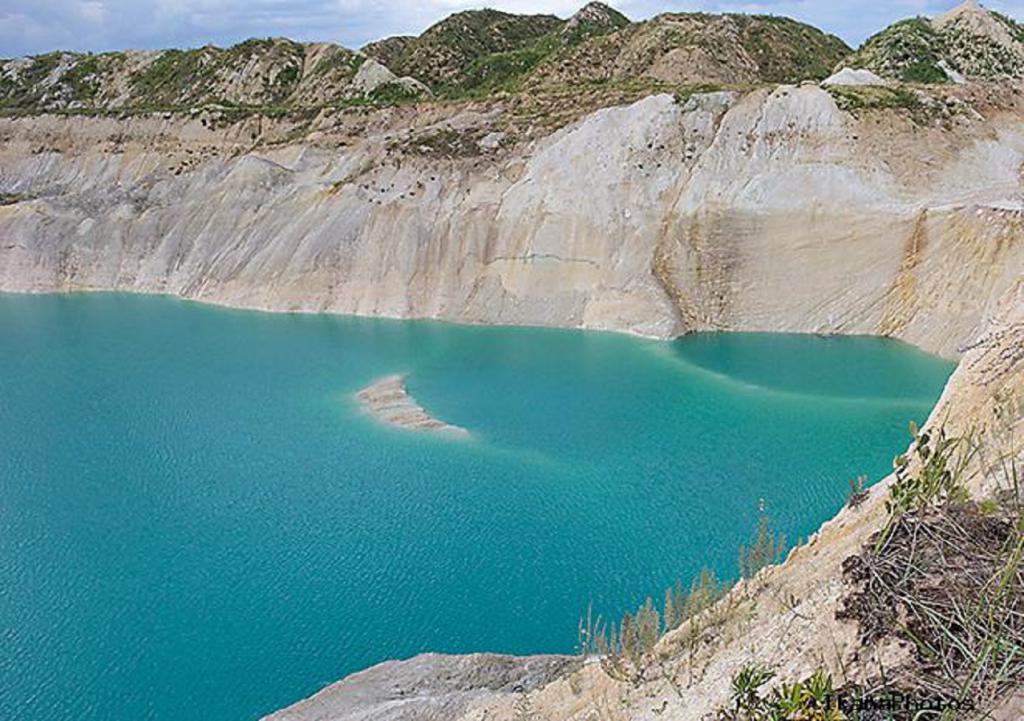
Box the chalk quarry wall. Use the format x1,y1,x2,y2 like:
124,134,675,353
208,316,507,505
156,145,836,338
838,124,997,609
2,86,1022,358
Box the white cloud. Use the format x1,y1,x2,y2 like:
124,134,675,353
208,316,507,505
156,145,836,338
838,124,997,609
79,1,105,22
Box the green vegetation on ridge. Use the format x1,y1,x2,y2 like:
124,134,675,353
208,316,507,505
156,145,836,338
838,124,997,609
849,17,950,84
4,1,1017,133
0,2,852,117
370,8,564,89
0,38,362,114
729,13,851,83
844,3,1024,83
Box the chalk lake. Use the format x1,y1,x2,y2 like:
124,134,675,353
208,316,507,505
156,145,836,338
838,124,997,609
0,293,955,721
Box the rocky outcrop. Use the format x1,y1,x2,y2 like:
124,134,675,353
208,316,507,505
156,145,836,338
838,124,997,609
561,2,630,39
821,67,889,86
263,654,575,721
348,59,430,99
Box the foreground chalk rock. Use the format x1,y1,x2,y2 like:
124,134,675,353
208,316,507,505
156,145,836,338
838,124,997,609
821,67,889,86
261,653,575,721
356,375,469,437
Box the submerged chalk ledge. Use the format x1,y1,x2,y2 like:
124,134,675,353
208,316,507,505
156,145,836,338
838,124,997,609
356,375,470,437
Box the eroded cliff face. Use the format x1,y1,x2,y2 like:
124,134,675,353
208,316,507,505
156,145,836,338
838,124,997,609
2,85,1022,358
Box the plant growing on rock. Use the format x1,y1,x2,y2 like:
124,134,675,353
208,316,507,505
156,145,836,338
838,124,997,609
739,499,787,581
846,475,869,509
885,422,973,521
728,663,775,717
581,503,784,684
717,666,843,720
578,567,728,685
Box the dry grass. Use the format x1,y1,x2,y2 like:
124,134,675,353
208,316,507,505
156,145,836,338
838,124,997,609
840,504,1023,707
837,415,1023,717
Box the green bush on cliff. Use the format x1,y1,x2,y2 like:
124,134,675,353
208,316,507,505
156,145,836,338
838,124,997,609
273,64,300,90
886,422,972,517
367,82,422,105
716,666,844,720
829,418,1020,716
901,59,948,83
827,84,952,127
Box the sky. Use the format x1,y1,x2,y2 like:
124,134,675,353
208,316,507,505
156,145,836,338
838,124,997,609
1,0,1022,58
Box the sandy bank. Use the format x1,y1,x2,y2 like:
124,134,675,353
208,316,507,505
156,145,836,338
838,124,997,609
356,375,469,437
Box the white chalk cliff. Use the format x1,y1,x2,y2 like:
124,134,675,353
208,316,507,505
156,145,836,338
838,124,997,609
1,86,1021,359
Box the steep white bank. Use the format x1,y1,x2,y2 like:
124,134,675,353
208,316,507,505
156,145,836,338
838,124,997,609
2,86,1022,358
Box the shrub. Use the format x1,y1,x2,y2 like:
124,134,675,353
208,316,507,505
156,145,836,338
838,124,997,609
717,666,843,720
367,82,422,105
847,475,869,509
827,85,948,127
739,500,787,580
839,417,1024,713
442,37,557,98
901,60,948,84
578,566,729,684
886,422,973,520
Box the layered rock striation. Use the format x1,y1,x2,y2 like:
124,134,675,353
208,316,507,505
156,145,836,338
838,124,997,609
1,85,1021,358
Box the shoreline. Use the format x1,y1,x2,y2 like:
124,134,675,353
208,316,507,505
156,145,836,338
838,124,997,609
0,287,964,362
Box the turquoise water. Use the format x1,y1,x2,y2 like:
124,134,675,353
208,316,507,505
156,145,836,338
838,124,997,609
0,294,954,721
